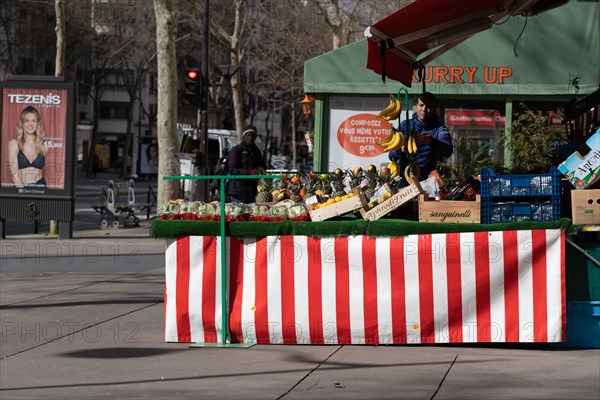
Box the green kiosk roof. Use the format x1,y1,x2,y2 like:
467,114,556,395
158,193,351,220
304,1,599,98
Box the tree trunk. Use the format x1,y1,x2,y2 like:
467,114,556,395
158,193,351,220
231,56,244,138
154,0,181,206
51,0,66,236
54,0,65,76
121,101,135,178
230,0,246,138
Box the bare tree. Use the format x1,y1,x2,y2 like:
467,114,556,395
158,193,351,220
311,0,349,49
154,0,181,205
54,0,66,76
62,1,130,178
47,0,66,236
312,0,412,50
247,1,329,167
210,0,249,138
96,3,157,178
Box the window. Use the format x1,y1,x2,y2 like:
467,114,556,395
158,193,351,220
100,102,130,119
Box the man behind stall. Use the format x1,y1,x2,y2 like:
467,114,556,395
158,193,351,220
227,125,266,203
389,92,453,181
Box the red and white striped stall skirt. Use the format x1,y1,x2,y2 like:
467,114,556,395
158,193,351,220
165,230,565,345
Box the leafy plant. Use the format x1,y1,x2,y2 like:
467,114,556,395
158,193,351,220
438,122,507,181
506,104,568,174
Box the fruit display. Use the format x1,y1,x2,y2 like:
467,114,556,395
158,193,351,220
158,199,309,222
214,203,250,222
248,203,271,221
159,200,183,220
268,199,310,222
406,131,418,155
159,165,422,223
309,192,356,210
366,184,394,208
375,94,402,121
376,127,404,152
404,162,421,182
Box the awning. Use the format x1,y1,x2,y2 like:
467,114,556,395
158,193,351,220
365,0,568,86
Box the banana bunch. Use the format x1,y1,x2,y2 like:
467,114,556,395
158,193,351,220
376,127,405,152
387,160,400,180
404,162,421,182
376,95,402,121
406,134,418,155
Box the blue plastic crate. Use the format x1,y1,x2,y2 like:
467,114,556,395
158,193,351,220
480,167,562,199
560,301,600,348
481,198,561,224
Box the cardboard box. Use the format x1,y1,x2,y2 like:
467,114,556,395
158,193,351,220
418,194,481,223
558,129,600,190
571,189,600,225
361,179,423,221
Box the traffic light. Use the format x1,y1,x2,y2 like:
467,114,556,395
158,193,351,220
184,68,201,105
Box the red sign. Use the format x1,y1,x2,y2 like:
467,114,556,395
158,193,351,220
336,113,392,157
445,109,505,127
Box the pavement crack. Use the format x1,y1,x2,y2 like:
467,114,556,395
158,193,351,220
430,353,459,400
0,301,162,360
276,345,343,399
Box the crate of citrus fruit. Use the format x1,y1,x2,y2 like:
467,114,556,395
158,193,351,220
306,187,366,222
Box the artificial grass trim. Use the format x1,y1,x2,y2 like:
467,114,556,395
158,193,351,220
366,217,573,237
292,219,367,237
152,218,572,239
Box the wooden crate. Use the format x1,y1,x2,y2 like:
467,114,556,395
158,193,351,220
308,188,366,222
361,179,423,221
418,194,481,223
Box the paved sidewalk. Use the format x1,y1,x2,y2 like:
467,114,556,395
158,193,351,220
1,235,599,399
1,175,599,399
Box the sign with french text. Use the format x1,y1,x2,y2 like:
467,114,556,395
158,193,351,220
327,96,414,171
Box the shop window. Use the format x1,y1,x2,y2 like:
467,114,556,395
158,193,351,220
444,107,506,170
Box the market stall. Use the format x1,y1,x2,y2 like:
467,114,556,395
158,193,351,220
154,140,596,348
161,224,567,345
155,1,599,349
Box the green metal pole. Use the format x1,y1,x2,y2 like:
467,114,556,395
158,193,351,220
219,178,227,344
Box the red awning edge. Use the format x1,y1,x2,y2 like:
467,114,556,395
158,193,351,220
365,0,567,86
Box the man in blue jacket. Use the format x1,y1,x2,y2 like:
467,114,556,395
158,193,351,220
389,92,453,182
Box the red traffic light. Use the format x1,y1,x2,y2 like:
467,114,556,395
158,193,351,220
184,68,202,105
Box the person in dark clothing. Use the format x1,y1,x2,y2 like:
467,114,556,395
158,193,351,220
389,92,453,181
209,146,233,200
227,125,266,203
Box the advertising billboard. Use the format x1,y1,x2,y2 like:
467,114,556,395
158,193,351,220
0,78,76,198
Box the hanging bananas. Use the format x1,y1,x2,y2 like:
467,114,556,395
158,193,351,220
387,160,400,180
376,96,396,118
404,162,421,182
375,94,402,121
406,134,418,155
377,128,405,152
376,128,395,148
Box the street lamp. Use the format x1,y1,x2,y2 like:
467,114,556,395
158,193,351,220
300,94,316,117
216,64,240,80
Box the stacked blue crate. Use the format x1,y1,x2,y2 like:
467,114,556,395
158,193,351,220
480,167,562,224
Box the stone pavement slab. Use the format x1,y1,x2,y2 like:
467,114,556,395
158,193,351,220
1,234,599,399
